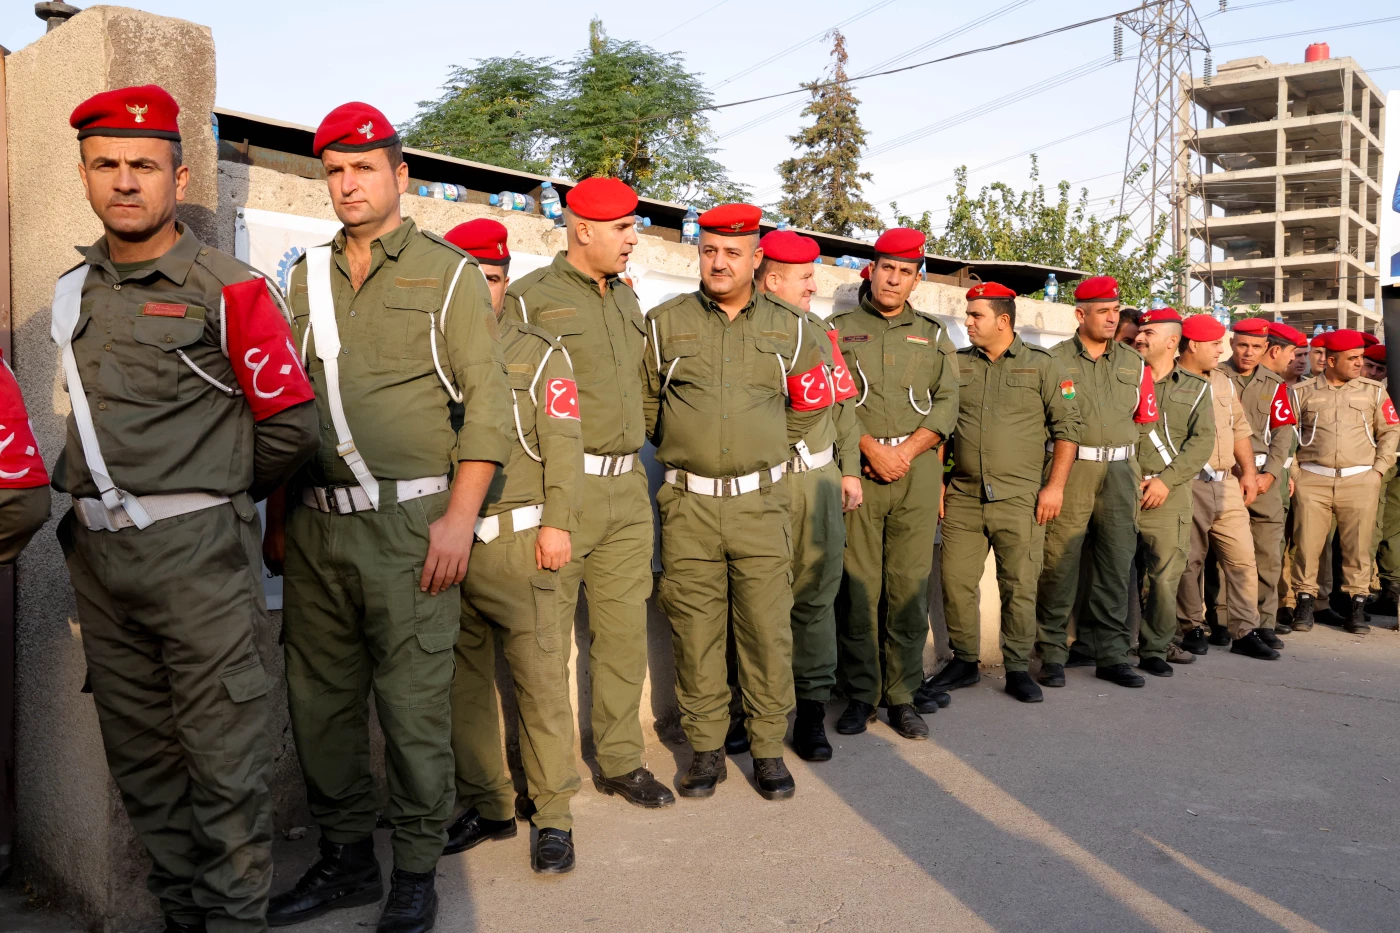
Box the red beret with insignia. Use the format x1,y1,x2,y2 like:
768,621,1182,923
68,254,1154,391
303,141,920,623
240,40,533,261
1181,314,1225,342
1267,322,1306,347
70,85,181,141
565,177,638,222
1139,307,1182,326
965,282,1017,300
313,102,399,157
1322,329,1365,352
1231,317,1270,335
1361,331,1380,347
698,203,762,236
1363,344,1387,363
758,230,819,264
445,219,510,265
1073,275,1119,302
873,227,926,261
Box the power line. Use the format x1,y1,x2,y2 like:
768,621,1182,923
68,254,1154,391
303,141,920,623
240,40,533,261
1204,0,1296,19
1214,14,1400,48
710,0,901,90
649,0,734,42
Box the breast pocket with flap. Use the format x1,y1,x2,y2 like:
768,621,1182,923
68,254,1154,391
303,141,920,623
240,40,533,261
130,315,206,400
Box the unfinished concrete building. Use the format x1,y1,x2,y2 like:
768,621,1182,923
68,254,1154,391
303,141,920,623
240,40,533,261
1178,50,1386,331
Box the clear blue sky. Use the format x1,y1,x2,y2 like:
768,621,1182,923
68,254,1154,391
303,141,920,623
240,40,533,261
3,1,1395,230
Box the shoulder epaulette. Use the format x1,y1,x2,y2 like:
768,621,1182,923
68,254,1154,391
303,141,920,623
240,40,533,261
1021,341,1051,356
647,292,692,322
1177,367,1209,385
1355,376,1385,389
421,229,476,263
828,304,859,321
506,265,552,299
516,321,566,352
193,244,262,288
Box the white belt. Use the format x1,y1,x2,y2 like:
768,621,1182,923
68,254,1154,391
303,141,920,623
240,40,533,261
583,452,637,477
1254,453,1268,468
875,435,911,446
664,464,787,497
73,492,230,532
1298,463,1373,479
474,503,544,543
1073,443,1136,462
302,475,449,514
1199,467,1227,483
788,442,835,474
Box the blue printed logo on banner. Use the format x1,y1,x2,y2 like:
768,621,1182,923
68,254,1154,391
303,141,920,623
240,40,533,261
277,246,306,294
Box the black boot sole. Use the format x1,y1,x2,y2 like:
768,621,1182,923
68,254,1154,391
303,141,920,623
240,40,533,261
1004,684,1043,703
267,880,384,927
835,712,877,735
756,782,797,801
594,780,678,809
1230,644,1281,660
793,740,833,762
927,671,980,691
676,771,727,798
443,821,518,855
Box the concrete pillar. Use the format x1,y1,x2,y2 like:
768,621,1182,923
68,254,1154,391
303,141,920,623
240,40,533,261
6,7,216,928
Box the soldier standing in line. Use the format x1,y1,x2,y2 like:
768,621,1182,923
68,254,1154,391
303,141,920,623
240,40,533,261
53,86,320,932
265,103,512,932
645,203,829,799
1269,322,1308,631
926,283,1081,704
1131,308,1214,675
1034,276,1155,690
1289,330,1400,635
500,178,676,809
1363,344,1400,622
438,220,584,874
830,228,958,739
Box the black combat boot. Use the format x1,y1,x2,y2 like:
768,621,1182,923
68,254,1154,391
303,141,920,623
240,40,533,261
677,749,727,798
1004,670,1043,702
753,757,797,800
1138,656,1173,677
443,808,516,855
792,699,833,761
1180,626,1210,655
1291,594,1315,632
268,835,382,926
1095,664,1145,688
924,658,980,691
1037,662,1065,688
1208,622,1232,646
1230,630,1281,660
1345,595,1371,634
723,716,750,755
1257,628,1285,650
595,767,676,808
1275,605,1294,634
835,699,877,735
886,704,928,740
376,869,436,933
531,829,575,874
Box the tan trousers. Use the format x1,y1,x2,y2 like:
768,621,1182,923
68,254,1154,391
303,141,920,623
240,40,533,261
1290,467,1383,598
1178,476,1259,639
1279,515,1334,609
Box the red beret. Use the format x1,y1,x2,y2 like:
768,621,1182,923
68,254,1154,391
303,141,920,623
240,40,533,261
1322,329,1365,352
313,102,398,157
860,263,871,280
1231,317,1270,335
758,230,819,264
1139,307,1182,326
698,203,761,236
1310,334,1328,348
1364,344,1388,363
444,219,510,265
965,282,1016,300
1181,314,1225,342
1267,322,1307,347
70,85,181,141
565,177,638,222
873,228,926,261
1074,275,1119,302
1361,331,1380,347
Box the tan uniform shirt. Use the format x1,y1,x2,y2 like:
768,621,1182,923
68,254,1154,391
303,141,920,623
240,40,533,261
1221,360,1292,481
1293,374,1400,472
1206,368,1252,472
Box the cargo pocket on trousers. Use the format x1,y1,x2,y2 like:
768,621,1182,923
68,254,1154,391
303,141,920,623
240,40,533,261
530,573,561,654
220,660,270,762
412,563,459,655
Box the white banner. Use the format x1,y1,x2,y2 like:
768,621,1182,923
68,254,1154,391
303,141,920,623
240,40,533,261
1382,91,1400,288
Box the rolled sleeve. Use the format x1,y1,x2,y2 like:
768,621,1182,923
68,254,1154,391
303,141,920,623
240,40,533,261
446,266,513,466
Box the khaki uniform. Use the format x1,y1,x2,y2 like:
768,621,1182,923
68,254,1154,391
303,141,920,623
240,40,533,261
501,253,653,780
644,288,825,755
833,288,958,706
53,228,320,931
1135,365,1213,659
1035,335,1145,666
1288,374,1400,599
941,336,1082,671
284,219,512,873
450,322,583,832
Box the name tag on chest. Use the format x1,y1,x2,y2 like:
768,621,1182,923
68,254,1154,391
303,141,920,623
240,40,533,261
142,302,187,318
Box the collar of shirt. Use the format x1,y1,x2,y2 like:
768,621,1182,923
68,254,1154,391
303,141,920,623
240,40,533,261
969,334,1024,363
82,221,202,285
698,284,758,318
1070,331,1119,363
550,250,618,294
331,216,417,260
856,286,915,328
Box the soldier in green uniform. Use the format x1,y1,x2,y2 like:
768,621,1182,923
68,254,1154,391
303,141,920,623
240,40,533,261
644,203,827,799
264,104,512,933
831,228,957,740
53,86,320,933
437,220,583,874
924,282,1081,704
500,178,675,809
1131,309,1214,674
1035,275,1151,689
1360,344,1400,623
1268,322,1307,632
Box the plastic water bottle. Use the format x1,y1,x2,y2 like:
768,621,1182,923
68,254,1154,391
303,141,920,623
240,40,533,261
1213,303,1232,327
540,181,563,227
1313,324,1325,337
1044,273,1059,302
1150,296,1167,310
211,113,219,145
416,182,460,201
777,220,791,231
634,216,652,234
1326,324,1335,332
490,191,536,212
681,206,700,245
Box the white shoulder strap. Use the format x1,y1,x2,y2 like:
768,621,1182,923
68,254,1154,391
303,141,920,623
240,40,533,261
50,266,154,528
306,246,381,510
427,257,469,403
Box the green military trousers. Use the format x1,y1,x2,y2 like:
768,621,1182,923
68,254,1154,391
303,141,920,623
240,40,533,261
0,486,49,562
1036,458,1140,667
1135,483,1193,659
450,524,580,832
786,460,845,702
940,490,1045,672
60,502,272,933
283,489,458,874
555,469,653,779
840,450,941,707
656,476,794,757
1371,467,1400,588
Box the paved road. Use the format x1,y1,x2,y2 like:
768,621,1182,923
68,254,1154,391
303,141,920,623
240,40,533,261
5,623,1397,933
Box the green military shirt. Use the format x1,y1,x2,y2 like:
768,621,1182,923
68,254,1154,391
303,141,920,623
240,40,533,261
644,288,826,477
1049,333,1146,449
950,335,1083,501
52,225,319,500
1221,359,1291,482
1136,364,1214,487
485,322,583,531
287,219,512,485
827,286,958,443
502,252,647,458
774,306,860,478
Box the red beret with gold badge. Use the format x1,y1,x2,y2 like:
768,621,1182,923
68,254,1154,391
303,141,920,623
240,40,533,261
1267,322,1307,347
1073,275,1119,302
759,230,819,264
313,102,399,157
1231,317,1271,335
698,203,762,236
1181,314,1225,342
566,177,638,221
873,227,926,261
70,85,181,141
965,282,1016,300
444,219,510,265
1139,307,1182,326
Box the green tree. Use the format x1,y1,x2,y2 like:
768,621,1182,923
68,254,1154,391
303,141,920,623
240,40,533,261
553,18,745,205
776,31,880,237
402,56,559,175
